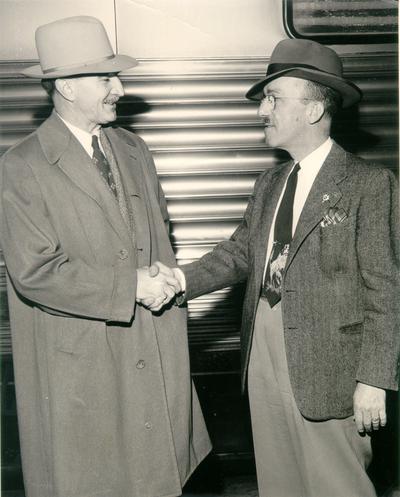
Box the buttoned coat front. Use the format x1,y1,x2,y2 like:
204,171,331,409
183,142,399,420
0,112,211,497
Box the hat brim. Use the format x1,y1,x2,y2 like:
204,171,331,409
246,67,362,108
21,54,138,78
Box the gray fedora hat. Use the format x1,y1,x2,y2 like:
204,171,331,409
22,16,137,79
246,39,362,108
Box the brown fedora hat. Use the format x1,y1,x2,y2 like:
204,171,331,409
246,39,361,108
22,16,137,79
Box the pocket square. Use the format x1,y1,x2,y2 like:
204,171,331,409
321,207,348,227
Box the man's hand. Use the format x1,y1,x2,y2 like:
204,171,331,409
153,261,183,289
136,265,181,312
143,262,183,311
353,382,386,432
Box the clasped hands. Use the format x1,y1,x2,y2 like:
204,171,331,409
136,262,182,312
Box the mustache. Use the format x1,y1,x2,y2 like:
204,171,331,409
104,97,119,104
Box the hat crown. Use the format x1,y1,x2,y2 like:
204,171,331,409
22,15,137,78
245,38,361,108
270,39,343,77
35,16,114,75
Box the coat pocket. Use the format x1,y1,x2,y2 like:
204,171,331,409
339,321,364,335
56,317,102,354
333,273,364,330
319,216,356,274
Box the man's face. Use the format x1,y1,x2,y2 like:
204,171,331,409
258,76,310,154
69,74,124,132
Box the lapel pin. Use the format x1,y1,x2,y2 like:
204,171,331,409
322,194,330,203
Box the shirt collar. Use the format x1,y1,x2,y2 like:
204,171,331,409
298,137,333,171
56,113,100,157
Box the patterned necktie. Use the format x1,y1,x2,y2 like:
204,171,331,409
261,162,300,307
91,134,117,196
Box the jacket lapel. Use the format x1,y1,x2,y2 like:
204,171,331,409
285,142,348,272
38,112,132,245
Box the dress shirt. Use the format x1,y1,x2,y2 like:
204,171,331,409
57,113,103,157
265,137,333,264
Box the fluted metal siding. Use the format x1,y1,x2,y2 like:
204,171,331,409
0,53,398,354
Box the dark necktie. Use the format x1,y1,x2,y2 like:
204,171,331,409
91,134,117,196
261,162,300,307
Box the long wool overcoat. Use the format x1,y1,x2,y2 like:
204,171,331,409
0,112,211,497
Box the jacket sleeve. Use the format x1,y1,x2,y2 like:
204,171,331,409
181,171,266,301
355,168,400,391
0,152,137,323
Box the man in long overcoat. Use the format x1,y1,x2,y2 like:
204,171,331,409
156,39,400,497
0,16,211,497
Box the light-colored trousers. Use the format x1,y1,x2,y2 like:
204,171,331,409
248,298,376,497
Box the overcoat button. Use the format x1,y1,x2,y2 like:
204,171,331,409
118,249,128,260
144,421,152,429
136,360,145,369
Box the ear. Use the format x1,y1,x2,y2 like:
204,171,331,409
307,100,325,124
55,79,75,102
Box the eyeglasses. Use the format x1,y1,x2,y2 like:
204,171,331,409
260,94,314,110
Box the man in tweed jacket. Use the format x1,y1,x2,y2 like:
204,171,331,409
154,39,399,497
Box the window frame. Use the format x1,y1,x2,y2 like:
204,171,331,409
283,0,398,44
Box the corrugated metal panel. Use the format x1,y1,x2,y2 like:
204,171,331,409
0,53,398,354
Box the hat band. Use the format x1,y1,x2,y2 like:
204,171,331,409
42,54,115,75
266,62,339,78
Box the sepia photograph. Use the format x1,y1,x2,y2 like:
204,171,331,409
0,1,398,496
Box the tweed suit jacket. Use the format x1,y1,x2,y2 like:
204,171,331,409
183,142,399,420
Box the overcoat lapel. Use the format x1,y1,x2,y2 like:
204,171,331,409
38,113,132,246
103,127,143,198
104,127,153,256
285,142,348,272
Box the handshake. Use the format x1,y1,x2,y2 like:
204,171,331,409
136,262,183,312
